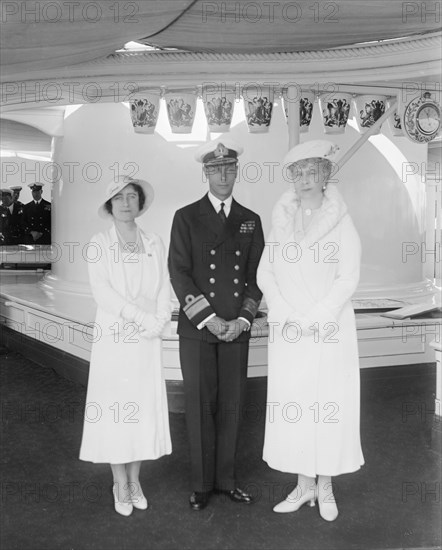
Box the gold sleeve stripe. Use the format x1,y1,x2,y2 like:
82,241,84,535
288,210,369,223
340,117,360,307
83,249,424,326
241,297,259,317
183,294,212,321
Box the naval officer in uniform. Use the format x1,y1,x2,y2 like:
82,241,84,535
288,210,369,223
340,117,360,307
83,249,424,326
0,189,14,245
22,183,51,244
9,186,24,209
0,188,24,244
168,139,264,510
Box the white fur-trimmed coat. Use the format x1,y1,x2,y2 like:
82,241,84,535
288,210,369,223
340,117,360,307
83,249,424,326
257,184,364,476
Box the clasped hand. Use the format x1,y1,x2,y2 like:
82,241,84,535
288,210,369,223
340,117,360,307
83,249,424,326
206,316,248,342
122,304,167,339
139,312,166,339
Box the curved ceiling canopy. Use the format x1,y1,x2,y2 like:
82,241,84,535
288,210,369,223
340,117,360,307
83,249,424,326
1,0,440,80
141,0,441,53
0,0,190,77
0,120,52,153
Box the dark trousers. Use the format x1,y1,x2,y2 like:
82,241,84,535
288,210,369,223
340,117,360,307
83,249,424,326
179,336,249,493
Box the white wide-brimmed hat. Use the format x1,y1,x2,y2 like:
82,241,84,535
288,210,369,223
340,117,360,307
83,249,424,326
195,138,244,165
283,140,339,167
98,175,154,219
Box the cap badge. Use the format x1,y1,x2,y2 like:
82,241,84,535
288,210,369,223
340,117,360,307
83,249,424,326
214,144,228,158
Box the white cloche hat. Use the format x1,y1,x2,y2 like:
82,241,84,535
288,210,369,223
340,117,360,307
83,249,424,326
98,175,154,219
283,140,339,167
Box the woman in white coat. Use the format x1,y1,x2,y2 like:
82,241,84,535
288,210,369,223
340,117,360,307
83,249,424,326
257,141,364,521
79,176,172,516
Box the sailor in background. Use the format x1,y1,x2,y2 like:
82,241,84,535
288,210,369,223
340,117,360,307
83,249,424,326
4,186,25,244
0,189,14,245
22,183,51,244
168,139,264,511
9,186,24,209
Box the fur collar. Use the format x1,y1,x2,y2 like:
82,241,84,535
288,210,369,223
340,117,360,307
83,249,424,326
271,184,348,244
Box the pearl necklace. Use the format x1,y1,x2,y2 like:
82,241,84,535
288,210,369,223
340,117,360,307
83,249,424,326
115,226,146,302
115,225,142,253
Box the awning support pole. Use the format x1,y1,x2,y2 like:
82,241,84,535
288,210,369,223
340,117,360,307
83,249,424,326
287,97,300,149
336,100,398,171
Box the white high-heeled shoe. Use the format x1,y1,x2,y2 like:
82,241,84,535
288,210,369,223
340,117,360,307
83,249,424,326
273,485,316,513
131,493,148,510
112,484,133,517
317,486,339,522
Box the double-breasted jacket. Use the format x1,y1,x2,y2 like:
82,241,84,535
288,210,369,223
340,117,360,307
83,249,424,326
22,199,51,244
168,194,264,343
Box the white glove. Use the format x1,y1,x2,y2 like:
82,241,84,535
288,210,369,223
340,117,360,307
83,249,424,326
121,303,142,323
287,305,338,340
285,312,315,335
139,313,158,333
153,311,170,335
121,304,162,339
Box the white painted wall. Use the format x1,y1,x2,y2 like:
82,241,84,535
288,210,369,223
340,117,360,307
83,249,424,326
47,98,428,298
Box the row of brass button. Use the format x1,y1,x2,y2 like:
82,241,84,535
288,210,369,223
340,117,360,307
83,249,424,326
209,291,240,298
209,278,239,284
210,249,241,256
209,264,240,270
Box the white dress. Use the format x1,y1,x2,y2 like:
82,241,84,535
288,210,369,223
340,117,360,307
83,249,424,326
257,185,364,477
79,226,172,464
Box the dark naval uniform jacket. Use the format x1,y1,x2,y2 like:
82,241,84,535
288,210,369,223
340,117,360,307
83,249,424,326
169,194,265,341
169,193,264,493
0,206,11,245
0,203,24,245
9,202,25,244
22,199,51,244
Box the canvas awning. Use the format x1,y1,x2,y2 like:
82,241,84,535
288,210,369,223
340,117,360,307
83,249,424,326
1,0,440,80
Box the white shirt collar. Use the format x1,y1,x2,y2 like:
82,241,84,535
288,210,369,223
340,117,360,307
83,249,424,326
34,199,41,204
207,192,233,217
8,205,13,213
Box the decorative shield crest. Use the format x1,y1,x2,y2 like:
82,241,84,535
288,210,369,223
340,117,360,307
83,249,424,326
164,89,197,134
319,93,352,134
202,87,236,132
129,91,161,134
353,94,387,134
282,89,315,133
242,85,274,133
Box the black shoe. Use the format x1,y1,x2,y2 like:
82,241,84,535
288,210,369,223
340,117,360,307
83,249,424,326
214,487,253,504
189,491,210,510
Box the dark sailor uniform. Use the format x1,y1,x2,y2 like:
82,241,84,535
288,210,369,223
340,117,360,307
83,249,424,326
168,193,264,493
8,202,25,244
22,199,51,244
0,205,11,245
0,192,24,245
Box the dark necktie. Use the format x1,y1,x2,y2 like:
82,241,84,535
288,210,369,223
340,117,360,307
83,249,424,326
219,202,227,224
